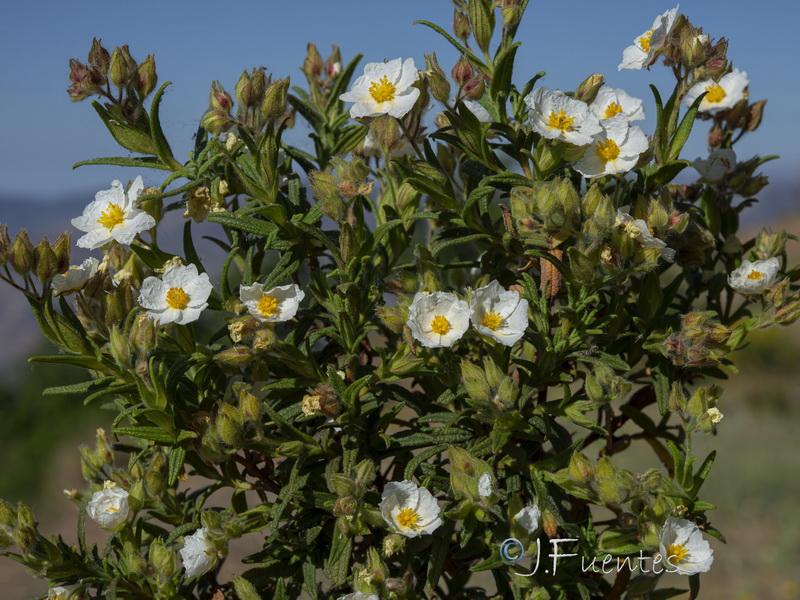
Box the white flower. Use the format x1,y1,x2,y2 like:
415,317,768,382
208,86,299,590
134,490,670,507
525,88,601,146
87,481,129,530
478,472,494,498
71,176,156,250
180,527,216,577
239,283,304,323
728,257,779,294
685,69,749,113
616,209,675,262
589,86,645,123
379,480,442,538
336,594,379,600
706,407,723,424
619,6,679,71
574,115,649,178
463,99,493,122
658,516,714,575
52,257,99,294
139,264,213,326
339,58,420,119
470,280,528,346
513,505,541,534
693,148,737,183
48,586,74,600
407,291,470,348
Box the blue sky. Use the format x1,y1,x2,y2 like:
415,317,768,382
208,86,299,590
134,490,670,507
1,0,798,200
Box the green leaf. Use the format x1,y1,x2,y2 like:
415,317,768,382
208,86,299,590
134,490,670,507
112,426,174,444
207,211,279,237
148,82,181,169
92,100,157,155
72,156,172,171
167,446,187,486
431,233,492,257
413,21,488,72
490,42,520,101
668,92,706,162
42,377,118,397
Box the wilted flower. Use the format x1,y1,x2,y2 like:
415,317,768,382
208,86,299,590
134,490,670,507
706,407,723,424
616,209,676,262
574,115,649,178
180,527,216,577
525,88,601,146
407,291,470,348
339,58,420,119
684,69,749,113
658,516,714,575
727,257,779,294
513,505,542,534
71,176,156,249
618,6,679,70
48,586,75,600
693,148,737,183
239,283,304,322
589,86,645,122
379,480,442,538
139,264,213,325
478,472,494,498
470,280,529,346
87,480,130,530
52,257,99,294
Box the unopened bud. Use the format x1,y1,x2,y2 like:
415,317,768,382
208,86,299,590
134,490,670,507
10,230,35,274
201,109,232,135
135,54,157,97
69,58,88,84
34,238,58,282
149,537,178,581
51,232,72,274
0,500,16,527
131,313,158,353
325,45,342,78
452,55,473,86
145,450,168,498
16,503,34,528
574,73,605,104
109,46,132,87
425,53,451,104
216,402,246,447
214,345,254,370
745,99,767,132
383,533,406,557
304,43,323,79
568,452,595,484
501,0,522,28
209,81,233,112
88,38,111,72
334,496,358,517
0,225,10,267
369,114,402,153
13,525,36,553
110,326,132,365
262,77,290,120
776,300,800,326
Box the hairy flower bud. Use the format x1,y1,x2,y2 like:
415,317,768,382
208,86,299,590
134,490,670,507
10,230,35,274
463,75,485,100
568,452,595,484
34,238,58,283
214,345,254,370
451,55,473,86
262,77,290,120
325,44,342,79
149,537,178,581
201,109,232,135
135,54,157,97
145,450,168,498
235,68,266,108
304,43,323,79
424,53,451,104
109,326,132,365
109,46,132,87
50,232,72,274
88,38,110,72
574,73,605,104
216,402,246,448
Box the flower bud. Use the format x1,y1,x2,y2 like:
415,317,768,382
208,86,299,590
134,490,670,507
776,300,800,326
0,499,16,527
309,171,345,220
0,225,10,267
109,326,132,365
738,174,769,197
501,0,522,28
383,532,406,556
568,452,595,484
216,402,246,447
324,44,342,79
424,53,451,104
262,77,290,120
369,114,402,154
135,54,157,97
69,58,88,84
13,525,36,553
745,99,767,132
304,43,323,79
208,82,233,114
145,450,168,498
232,576,262,600
50,232,72,274
252,327,275,353
201,109,232,135
149,537,178,581
451,55,473,86
131,313,158,353
463,75,485,100
214,345,254,370
10,230,35,274
234,70,251,107
574,73,605,104
16,504,37,528
109,46,132,87
88,38,110,72
453,9,471,40
33,237,58,283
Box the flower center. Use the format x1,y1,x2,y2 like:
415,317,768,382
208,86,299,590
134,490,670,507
666,543,690,566
603,102,624,119
397,507,421,530
705,83,726,104
596,139,620,163
106,506,119,512
430,315,451,335
166,287,189,310
481,310,503,331
547,109,576,133
747,270,763,280
258,294,280,317
369,75,396,104
97,203,126,231
638,29,654,52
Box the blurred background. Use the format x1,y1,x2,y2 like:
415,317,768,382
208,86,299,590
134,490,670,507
1,1,798,598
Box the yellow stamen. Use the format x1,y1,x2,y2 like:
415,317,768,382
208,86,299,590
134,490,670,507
369,75,396,104
397,507,421,530
481,310,503,331
430,315,451,335
639,29,654,52
604,102,624,119
747,270,763,280
97,203,125,231
595,139,620,163
106,506,119,512
166,287,189,310
547,109,576,133
666,543,690,566
705,83,726,104
258,294,279,318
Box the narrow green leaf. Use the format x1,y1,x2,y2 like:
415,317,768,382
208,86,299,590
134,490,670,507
92,101,157,155
148,81,181,169
668,92,706,162
73,156,172,171
112,426,174,444
207,211,279,237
